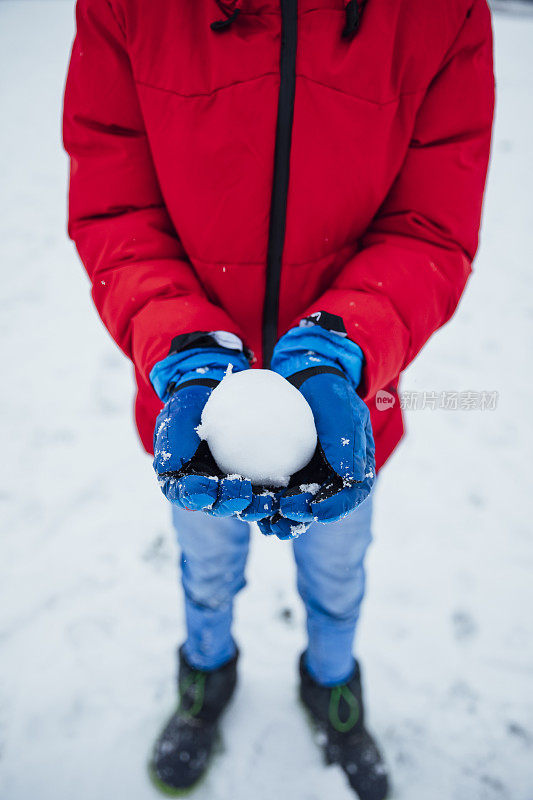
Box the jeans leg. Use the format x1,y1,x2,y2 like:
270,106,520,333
171,506,251,671
292,492,374,686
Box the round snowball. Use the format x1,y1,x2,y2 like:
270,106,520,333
196,369,317,487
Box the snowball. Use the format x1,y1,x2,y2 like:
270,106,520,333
196,369,317,487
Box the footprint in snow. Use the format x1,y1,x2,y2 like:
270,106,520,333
452,609,478,642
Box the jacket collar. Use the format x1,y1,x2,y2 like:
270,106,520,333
212,0,367,37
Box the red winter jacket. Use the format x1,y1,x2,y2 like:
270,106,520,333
63,0,494,469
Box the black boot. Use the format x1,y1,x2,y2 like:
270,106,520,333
299,654,389,800
150,647,238,794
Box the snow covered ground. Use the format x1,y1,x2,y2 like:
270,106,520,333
1,2,532,798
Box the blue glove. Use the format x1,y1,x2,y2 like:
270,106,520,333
261,321,375,537
151,340,278,520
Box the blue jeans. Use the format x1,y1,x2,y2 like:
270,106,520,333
171,492,373,686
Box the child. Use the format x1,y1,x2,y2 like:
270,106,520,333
63,1,494,797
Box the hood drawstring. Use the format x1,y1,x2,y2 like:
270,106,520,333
211,8,240,30
343,0,367,39
211,0,367,39
211,0,241,31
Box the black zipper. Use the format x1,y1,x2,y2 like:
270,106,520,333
262,0,298,367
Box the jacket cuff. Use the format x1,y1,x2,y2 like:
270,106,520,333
150,333,250,402
271,317,364,392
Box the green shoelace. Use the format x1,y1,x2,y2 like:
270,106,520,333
179,671,207,718
328,684,360,733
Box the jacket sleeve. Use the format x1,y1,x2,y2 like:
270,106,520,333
295,0,494,400
63,0,243,386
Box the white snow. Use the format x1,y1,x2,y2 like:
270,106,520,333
0,3,532,800
197,369,317,486
299,483,320,495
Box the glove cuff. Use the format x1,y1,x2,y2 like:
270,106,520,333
150,331,250,403
271,316,364,392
